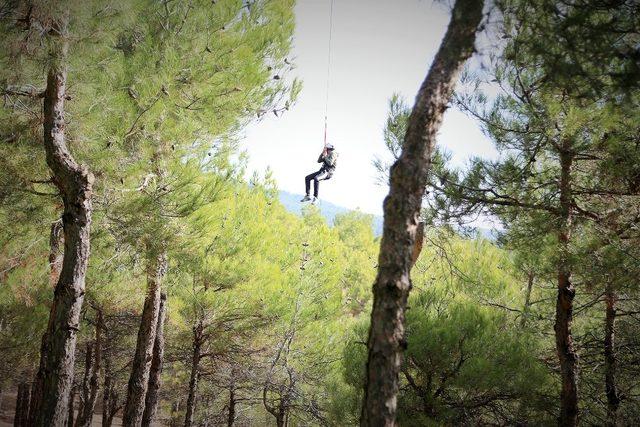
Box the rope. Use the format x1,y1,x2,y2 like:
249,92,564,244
323,0,334,148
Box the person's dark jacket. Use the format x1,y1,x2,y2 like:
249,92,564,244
317,150,338,171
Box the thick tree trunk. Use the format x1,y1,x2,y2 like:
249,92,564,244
555,146,578,426
67,389,75,427
360,1,484,425
183,323,203,427
33,15,94,427
75,309,103,427
142,292,167,426
604,284,619,426
123,252,167,427
14,382,31,427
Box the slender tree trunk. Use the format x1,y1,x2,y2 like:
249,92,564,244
227,386,236,427
183,323,203,427
142,292,167,426
555,146,578,426
520,271,535,327
14,382,31,427
33,14,94,426
75,343,92,425
123,252,167,426
102,329,114,427
101,328,119,427
360,1,484,425
604,283,619,426
75,309,103,427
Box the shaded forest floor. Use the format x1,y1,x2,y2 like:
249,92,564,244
0,388,130,426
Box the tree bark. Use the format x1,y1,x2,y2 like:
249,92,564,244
67,389,75,427
520,271,535,328
142,292,167,426
227,386,236,427
359,1,484,426
123,252,167,427
604,283,619,426
75,309,103,427
49,218,64,287
555,145,578,426
183,322,203,427
33,14,94,427
14,382,31,427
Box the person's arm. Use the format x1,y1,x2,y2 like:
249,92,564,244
317,149,327,163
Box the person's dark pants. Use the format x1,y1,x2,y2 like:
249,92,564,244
305,169,327,198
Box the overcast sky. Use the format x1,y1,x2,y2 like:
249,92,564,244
241,0,496,215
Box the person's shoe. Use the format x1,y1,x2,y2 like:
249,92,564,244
300,194,312,202
311,196,318,205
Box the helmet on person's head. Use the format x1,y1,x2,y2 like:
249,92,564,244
326,144,335,150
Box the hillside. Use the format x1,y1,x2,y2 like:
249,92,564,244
278,190,384,236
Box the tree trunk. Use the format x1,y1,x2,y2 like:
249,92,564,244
75,309,103,427
14,382,31,427
67,389,75,427
142,292,167,426
520,271,535,327
33,14,94,426
604,283,619,426
28,220,62,424
49,218,64,287
227,388,236,427
555,146,578,426
360,1,484,425
102,327,116,427
123,252,167,427
101,336,120,427
183,323,203,427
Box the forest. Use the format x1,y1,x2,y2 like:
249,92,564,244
1,0,639,426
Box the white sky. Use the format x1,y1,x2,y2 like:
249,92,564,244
241,0,496,216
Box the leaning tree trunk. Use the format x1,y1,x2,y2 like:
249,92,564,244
123,252,167,426
555,145,578,426
142,292,167,426
183,322,203,427
359,1,484,425
75,309,103,427
604,282,620,426
32,14,94,427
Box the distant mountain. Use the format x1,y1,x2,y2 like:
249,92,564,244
278,191,496,240
278,191,384,236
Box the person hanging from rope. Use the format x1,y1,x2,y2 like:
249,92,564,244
301,144,338,203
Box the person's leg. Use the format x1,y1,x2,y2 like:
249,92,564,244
305,172,313,195
313,171,327,198
303,170,322,201
313,176,319,198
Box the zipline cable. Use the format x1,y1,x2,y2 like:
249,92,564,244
323,0,334,148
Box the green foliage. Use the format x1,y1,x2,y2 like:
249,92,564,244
334,234,555,425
